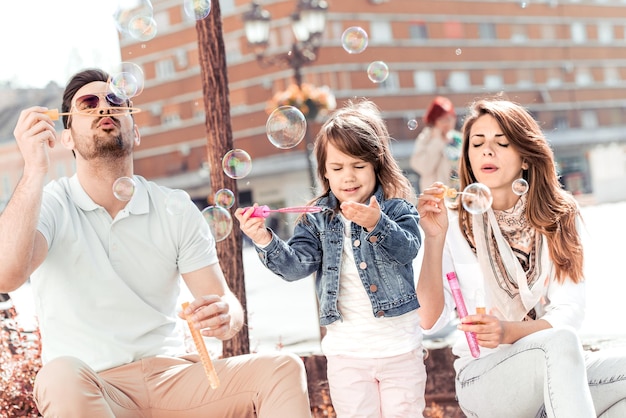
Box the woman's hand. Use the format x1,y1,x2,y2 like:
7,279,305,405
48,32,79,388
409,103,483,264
459,313,505,349
417,182,449,239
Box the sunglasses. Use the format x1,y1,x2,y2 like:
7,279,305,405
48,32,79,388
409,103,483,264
72,93,131,116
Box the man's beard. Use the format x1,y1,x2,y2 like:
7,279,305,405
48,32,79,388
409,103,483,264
75,131,132,162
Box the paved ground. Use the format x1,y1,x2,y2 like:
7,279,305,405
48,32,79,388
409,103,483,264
9,199,626,355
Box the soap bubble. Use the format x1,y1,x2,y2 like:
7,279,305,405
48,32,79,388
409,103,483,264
113,176,136,201
367,61,389,83
184,0,211,20
407,119,418,130
166,189,191,215
341,27,368,54
128,15,158,41
512,178,529,196
222,149,252,179
462,183,493,215
266,106,307,149
202,206,233,242
214,188,235,209
109,61,145,98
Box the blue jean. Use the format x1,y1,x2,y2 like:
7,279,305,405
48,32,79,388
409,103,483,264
455,328,626,418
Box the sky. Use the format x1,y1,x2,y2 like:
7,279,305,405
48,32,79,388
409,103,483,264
0,1,122,88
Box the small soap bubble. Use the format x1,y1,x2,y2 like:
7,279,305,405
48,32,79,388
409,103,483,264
512,178,529,196
128,15,158,41
109,62,145,98
166,189,190,215
341,27,368,54
266,106,307,149
113,176,136,201
214,188,235,209
201,206,233,242
222,149,252,179
407,119,419,131
184,0,211,20
462,183,493,215
113,0,154,36
367,61,390,83
455,48,462,56
109,72,138,101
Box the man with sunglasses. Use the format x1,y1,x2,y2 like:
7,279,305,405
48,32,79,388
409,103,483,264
0,68,311,417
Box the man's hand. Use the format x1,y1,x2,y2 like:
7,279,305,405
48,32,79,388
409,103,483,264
180,294,237,340
14,107,57,176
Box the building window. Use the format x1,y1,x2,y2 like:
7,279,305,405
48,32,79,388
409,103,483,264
162,113,181,126
484,73,503,90
447,71,471,91
571,22,587,44
377,72,399,91
370,20,392,44
511,24,527,43
581,110,598,128
604,67,620,85
155,58,176,80
575,68,593,86
479,23,496,40
413,70,436,92
153,10,170,30
554,115,569,130
598,22,613,44
409,21,428,40
547,67,563,88
224,37,242,63
176,50,188,68
517,68,533,88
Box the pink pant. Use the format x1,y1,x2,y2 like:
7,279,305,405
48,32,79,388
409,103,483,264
326,349,426,418
33,352,311,418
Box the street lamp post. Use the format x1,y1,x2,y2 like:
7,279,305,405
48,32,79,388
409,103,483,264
243,0,329,193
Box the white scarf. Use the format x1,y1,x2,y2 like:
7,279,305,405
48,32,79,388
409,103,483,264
472,197,550,321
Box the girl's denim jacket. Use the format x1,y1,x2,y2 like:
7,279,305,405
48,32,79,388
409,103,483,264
254,186,422,326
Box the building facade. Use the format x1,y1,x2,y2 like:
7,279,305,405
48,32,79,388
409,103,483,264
3,0,626,213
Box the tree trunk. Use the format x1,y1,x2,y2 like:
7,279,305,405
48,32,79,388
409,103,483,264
195,2,249,357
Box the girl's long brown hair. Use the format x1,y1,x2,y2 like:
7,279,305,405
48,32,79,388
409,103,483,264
311,99,415,207
459,98,583,283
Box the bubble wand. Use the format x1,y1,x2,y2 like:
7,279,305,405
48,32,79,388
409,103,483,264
181,302,220,389
43,108,142,121
242,205,323,218
446,272,481,358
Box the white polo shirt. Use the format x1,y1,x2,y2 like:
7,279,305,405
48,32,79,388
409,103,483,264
31,174,218,372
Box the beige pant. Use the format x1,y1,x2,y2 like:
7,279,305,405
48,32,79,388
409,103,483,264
34,351,311,418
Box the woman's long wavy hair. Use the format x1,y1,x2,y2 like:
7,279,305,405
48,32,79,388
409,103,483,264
458,98,583,283
310,99,415,208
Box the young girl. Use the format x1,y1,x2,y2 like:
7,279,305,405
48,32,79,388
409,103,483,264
418,98,626,417
236,100,428,417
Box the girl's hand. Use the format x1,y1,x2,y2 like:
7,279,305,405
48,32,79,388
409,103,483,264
458,313,504,349
417,182,449,238
340,195,381,231
234,204,272,245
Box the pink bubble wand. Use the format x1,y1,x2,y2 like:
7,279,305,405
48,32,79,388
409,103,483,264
242,205,323,218
446,271,481,358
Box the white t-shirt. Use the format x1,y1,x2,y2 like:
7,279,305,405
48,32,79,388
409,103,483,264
31,174,218,372
322,216,422,358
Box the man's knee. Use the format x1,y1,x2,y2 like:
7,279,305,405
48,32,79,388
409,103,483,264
35,356,95,397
